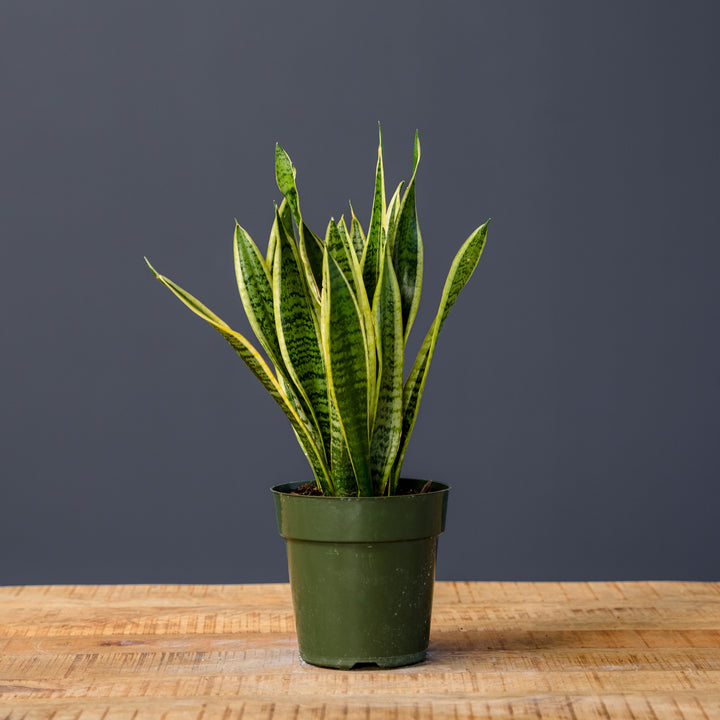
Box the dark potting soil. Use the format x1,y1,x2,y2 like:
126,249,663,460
289,480,434,497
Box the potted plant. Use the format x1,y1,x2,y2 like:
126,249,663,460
146,128,489,668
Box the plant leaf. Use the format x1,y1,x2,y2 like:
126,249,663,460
337,215,350,246
329,396,357,496
392,134,423,344
385,181,405,256
235,221,321,450
321,249,372,496
370,249,404,494
233,223,283,366
361,127,386,303
275,144,300,224
391,220,489,484
327,220,377,424
297,223,323,304
326,219,355,290
349,203,366,261
273,210,331,459
267,208,279,272
273,144,324,303
145,258,333,494
267,198,295,274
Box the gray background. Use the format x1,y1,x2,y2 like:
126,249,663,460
2,1,719,585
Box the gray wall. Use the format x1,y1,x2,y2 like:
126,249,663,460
2,1,719,585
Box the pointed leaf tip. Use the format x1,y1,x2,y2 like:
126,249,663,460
144,257,159,277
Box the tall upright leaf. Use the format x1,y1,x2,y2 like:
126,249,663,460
233,223,282,366
266,206,279,272
361,128,386,302
370,249,404,494
385,181,405,254
327,220,377,422
321,250,372,496
391,220,489,484
326,219,355,289
324,223,359,494
273,209,330,458
274,143,324,302
267,197,295,275
247,211,324,449
349,204,366,261
337,215,350,246
392,131,423,343
329,398,357,496
275,144,300,223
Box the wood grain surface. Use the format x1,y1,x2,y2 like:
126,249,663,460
1,582,719,719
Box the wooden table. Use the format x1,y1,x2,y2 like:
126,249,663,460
1,582,719,719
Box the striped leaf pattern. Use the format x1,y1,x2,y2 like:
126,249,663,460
361,127,386,303
370,249,404,494
322,250,372,496
233,224,281,365
273,209,330,457
392,131,423,343
349,206,365,262
147,130,489,495
329,393,356,496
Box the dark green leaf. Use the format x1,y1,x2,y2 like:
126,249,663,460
275,144,300,224
370,250,404,494
349,204,365,261
299,222,324,301
321,250,372,495
392,154,423,344
329,396,357,496
233,223,283,366
273,210,331,459
361,131,386,302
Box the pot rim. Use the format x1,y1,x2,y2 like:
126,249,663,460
270,478,450,499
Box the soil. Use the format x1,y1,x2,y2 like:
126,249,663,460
289,480,434,497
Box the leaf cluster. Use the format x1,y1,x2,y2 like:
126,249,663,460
146,129,489,496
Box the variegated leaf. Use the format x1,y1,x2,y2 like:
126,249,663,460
275,144,300,224
236,220,321,450
273,145,323,304
321,249,372,496
329,396,357,496
273,210,330,458
385,181,405,255
370,249,404,494
326,219,355,291
298,223,324,306
349,204,366,261
361,126,386,302
267,208,279,272
392,132,423,344
328,220,377,421
233,223,283,365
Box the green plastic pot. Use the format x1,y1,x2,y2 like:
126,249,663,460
272,479,449,669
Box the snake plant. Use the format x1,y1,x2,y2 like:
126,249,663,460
146,129,488,496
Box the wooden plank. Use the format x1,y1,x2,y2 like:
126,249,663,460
0,582,719,719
